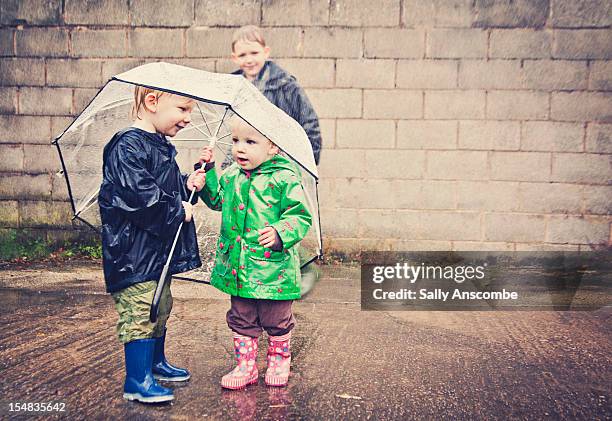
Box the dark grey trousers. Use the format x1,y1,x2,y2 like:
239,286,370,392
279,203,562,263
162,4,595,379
226,295,295,338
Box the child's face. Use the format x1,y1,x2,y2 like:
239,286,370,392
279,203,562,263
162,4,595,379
231,119,278,170
231,40,270,80
145,94,196,137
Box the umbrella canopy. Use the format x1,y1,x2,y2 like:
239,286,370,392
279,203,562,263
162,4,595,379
53,62,322,278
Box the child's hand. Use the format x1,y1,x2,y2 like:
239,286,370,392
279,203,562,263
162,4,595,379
258,227,279,248
187,169,206,192
198,146,215,165
182,201,193,223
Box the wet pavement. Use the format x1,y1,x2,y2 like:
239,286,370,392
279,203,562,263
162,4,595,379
0,260,610,420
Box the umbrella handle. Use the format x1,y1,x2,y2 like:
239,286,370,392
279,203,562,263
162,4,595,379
194,132,220,172
150,153,216,322
149,188,197,323
194,161,215,172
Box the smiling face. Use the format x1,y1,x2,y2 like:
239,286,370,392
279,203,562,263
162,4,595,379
134,92,195,137
230,118,278,170
151,94,195,137
231,40,270,81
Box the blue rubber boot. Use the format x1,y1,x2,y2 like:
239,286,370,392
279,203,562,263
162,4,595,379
123,339,174,403
153,330,191,382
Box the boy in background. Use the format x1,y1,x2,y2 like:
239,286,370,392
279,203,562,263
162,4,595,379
230,25,322,296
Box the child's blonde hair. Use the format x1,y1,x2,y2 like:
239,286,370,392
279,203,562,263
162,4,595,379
231,25,266,51
131,86,165,120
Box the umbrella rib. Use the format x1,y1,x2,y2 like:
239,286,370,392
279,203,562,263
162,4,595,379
179,121,226,136
187,122,211,138
99,96,132,110
211,108,231,160
75,188,100,217
213,133,232,147
196,102,213,136
214,108,229,137
215,142,230,160
217,132,231,141
173,138,231,147
78,198,98,216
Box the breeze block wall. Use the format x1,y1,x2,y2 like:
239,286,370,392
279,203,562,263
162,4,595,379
0,0,610,254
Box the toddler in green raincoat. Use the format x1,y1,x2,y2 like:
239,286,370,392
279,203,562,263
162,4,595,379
197,116,312,389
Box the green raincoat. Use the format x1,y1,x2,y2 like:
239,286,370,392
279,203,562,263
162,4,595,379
199,155,312,300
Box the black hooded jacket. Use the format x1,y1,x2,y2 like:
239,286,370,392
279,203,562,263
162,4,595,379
98,127,201,293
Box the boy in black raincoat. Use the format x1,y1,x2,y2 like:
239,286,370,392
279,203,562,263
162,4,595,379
98,87,206,403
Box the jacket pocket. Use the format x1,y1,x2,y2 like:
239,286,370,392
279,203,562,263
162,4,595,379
214,235,232,277
245,247,289,287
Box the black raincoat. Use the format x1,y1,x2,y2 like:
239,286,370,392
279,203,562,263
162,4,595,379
98,127,201,293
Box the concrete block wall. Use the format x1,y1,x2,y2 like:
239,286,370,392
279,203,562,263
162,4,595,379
0,0,610,252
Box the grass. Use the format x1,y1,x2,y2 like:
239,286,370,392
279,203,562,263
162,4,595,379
55,243,103,260
0,229,102,262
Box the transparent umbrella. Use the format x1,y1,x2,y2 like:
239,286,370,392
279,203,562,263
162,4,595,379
53,62,323,318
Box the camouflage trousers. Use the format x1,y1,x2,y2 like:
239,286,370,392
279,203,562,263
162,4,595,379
111,280,172,344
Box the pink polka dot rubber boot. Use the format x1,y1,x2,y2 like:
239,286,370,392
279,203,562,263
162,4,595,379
265,332,292,387
221,334,259,390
